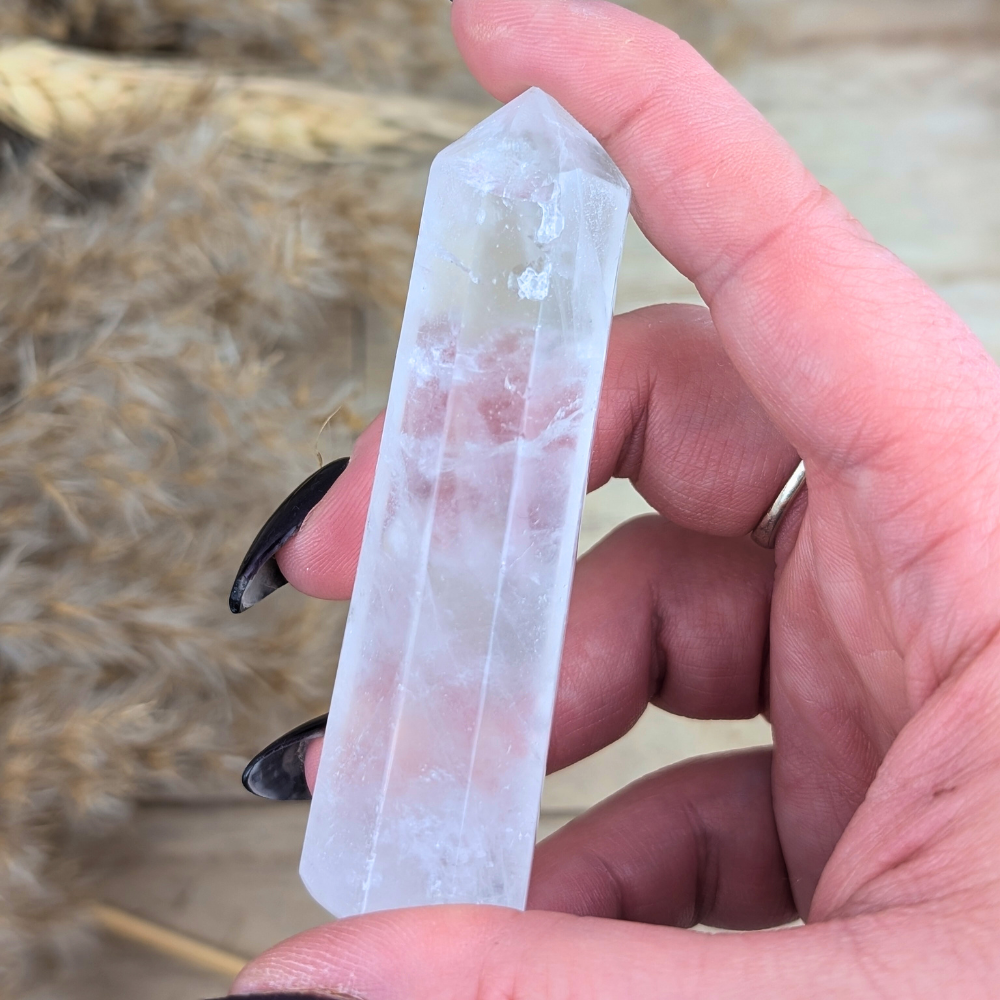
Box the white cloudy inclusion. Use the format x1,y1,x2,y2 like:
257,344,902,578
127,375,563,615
300,88,631,916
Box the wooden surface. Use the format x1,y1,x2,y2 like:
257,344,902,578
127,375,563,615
614,47,1000,355
21,10,1000,999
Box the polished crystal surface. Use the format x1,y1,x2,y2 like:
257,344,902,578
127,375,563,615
300,87,630,916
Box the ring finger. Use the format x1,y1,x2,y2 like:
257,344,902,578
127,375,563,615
251,514,775,800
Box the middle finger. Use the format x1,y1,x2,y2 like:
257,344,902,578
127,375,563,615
276,303,799,599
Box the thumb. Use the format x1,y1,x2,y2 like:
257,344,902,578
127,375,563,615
229,903,960,999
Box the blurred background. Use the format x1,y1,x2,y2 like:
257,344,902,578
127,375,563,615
0,1,997,996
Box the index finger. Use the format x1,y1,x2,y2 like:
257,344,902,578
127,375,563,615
451,0,997,477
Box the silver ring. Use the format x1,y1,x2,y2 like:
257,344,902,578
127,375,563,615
751,460,806,549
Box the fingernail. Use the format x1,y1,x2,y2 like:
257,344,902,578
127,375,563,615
205,994,361,999
242,714,328,800
229,457,349,613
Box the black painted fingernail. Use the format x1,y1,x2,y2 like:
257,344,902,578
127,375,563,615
242,714,328,800
205,994,361,999
205,993,361,999
229,457,349,614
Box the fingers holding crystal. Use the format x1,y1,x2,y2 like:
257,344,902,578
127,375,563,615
287,516,772,791
281,751,796,934
593,304,797,535
267,515,772,800
549,516,773,772
275,413,383,600
277,304,796,605
452,0,990,483
528,748,794,929
231,893,875,1000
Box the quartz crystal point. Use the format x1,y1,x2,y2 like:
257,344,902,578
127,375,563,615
300,87,630,916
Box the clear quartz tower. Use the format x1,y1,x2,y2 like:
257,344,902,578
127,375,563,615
300,87,630,916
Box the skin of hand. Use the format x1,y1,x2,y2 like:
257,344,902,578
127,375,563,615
233,1,1000,996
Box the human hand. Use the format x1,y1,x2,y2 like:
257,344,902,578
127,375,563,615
228,1,1000,996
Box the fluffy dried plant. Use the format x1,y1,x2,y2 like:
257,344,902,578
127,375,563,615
0,98,433,986
0,0,472,96
0,0,713,988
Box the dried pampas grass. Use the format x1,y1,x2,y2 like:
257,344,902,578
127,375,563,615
0,0,471,97
0,88,441,986
0,0,693,987
0,40,484,162
0,3,482,988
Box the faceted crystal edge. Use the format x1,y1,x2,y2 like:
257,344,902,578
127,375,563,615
300,83,631,919
444,87,631,194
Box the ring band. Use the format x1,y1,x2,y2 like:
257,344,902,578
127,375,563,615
751,459,806,549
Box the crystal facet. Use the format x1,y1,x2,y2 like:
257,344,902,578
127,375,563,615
300,87,630,916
